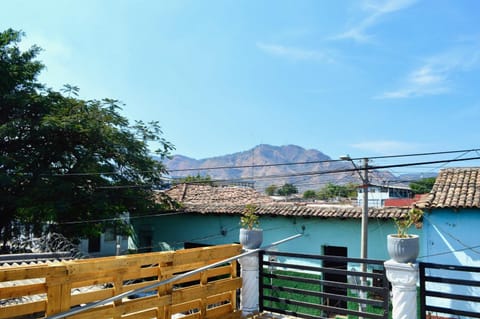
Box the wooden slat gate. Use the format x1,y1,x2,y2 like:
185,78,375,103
259,251,389,319
0,244,242,319
420,262,480,318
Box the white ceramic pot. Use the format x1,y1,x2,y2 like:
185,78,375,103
239,228,263,249
387,234,419,263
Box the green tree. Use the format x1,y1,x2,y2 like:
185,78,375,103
178,173,213,186
0,29,175,245
265,184,277,196
317,183,357,200
303,190,317,200
277,183,298,197
410,177,436,194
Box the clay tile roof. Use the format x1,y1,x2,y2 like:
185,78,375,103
164,183,410,219
165,183,274,205
419,167,480,209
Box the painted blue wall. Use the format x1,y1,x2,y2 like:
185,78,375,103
422,209,480,266
132,213,418,261
421,208,480,314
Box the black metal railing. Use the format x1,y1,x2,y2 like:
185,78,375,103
420,262,480,319
259,251,389,319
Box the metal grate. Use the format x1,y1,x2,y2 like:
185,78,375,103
259,251,389,319
420,262,480,319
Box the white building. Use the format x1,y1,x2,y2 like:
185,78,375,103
357,184,413,208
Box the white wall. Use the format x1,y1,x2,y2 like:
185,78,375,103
78,234,129,257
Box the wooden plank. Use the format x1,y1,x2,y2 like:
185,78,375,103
0,281,46,299
206,303,233,319
173,244,241,271
172,312,201,319
45,265,70,315
121,266,159,281
122,307,158,319
70,276,114,289
70,287,115,306
117,294,171,315
46,283,63,315
67,253,174,276
172,278,241,304
173,245,241,266
206,291,233,306
0,300,46,319
209,310,243,319
66,303,116,319
206,265,233,279
171,299,202,314
0,265,50,281
173,265,233,287
120,280,161,295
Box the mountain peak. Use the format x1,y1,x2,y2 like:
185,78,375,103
165,144,335,191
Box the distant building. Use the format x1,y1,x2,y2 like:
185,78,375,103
358,183,414,208
384,194,424,207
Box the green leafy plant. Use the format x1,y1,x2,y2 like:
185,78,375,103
393,206,423,238
240,204,259,230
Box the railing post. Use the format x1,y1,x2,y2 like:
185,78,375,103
239,248,260,316
384,259,419,319
258,250,264,313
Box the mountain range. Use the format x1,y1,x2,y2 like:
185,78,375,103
163,144,435,192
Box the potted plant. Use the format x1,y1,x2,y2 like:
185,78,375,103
239,204,263,249
387,206,423,263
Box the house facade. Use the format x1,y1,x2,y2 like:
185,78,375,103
417,167,480,266
132,183,416,264
78,231,130,257
417,167,480,314
77,212,131,257
358,183,414,208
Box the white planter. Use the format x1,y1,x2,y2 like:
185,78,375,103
387,234,419,263
239,229,263,249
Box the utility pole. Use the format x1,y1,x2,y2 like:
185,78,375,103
339,155,369,260
340,155,369,316
360,158,369,315
361,157,369,261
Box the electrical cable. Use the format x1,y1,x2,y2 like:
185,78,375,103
94,155,480,189
13,147,480,178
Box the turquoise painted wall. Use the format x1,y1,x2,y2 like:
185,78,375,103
132,213,418,261
421,208,480,313
422,208,480,266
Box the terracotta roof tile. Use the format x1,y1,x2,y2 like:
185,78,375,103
164,188,408,219
162,183,411,219
165,183,274,205
419,167,480,209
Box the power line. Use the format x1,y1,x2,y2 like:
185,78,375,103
94,155,480,190
35,147,480,177
168,148,480,172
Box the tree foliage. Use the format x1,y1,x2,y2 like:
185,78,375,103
303,190,317,199
265,184,277,196
409,177,436,194
317,183,357,200
0,29,175,244
177,174,213,186
277,183,298,197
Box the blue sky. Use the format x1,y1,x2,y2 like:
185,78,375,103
2,0,480,171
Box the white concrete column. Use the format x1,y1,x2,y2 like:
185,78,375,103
239,250,259,316
384,259,419,319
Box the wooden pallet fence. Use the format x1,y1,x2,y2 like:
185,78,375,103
0,243,242,319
